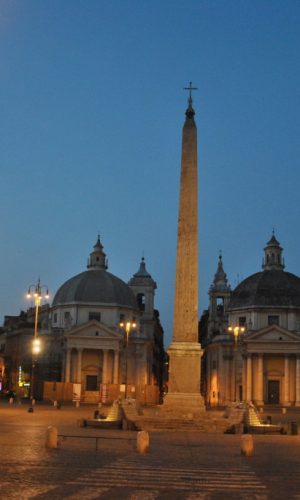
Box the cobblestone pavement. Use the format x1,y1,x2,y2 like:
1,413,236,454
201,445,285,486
1,402,300,499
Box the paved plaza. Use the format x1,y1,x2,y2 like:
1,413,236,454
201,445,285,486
1,402,300,499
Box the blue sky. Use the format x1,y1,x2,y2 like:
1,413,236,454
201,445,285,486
1,1,300,346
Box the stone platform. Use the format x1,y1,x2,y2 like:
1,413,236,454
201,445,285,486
121,400,241,433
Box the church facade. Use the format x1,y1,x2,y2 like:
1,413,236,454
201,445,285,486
201,233,300,408
0,237,165,403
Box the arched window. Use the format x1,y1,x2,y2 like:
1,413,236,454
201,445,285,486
137,293,146,311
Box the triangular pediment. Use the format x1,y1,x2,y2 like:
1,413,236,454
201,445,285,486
246,325,300,343
65,320,122,340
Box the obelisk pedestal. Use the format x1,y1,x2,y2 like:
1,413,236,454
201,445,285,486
164,85,205,416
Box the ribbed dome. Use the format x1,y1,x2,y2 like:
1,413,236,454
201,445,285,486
228,270,300,309
52,269,137,308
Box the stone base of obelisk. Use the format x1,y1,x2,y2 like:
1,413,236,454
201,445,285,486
163,341,205,417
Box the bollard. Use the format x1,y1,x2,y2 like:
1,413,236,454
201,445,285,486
291,422,298,435
45,426,58,448
53,400,57,407
241,434,254,456
9,397,14,405
32,399,36,406
137,431,150,454
76,401,80,408
282,407,287,414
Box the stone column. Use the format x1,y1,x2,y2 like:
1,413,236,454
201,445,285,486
242,356,247,403
224,356,230,403
283,355,290,405
218,349,224,404
113,350,119,384
295,356,300,407
246,355,252,402
206,353,211,405
231,353,236,402
102,349,108,384
65,348,71,383
256,354,264,405
77,348,82,385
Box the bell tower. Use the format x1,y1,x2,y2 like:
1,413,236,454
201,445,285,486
208,254,231,339
128,257,157,322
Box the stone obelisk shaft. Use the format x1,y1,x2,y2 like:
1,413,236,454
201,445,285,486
173,105,198,342
164,97,204,413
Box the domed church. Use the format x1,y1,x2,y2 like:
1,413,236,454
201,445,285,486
201,233,300,408
1,237,165,403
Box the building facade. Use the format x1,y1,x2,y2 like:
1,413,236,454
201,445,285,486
201,233,300,407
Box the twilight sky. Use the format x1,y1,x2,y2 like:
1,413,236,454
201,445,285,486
1,1,300,347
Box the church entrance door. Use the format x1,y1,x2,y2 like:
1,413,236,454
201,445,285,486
86,375,98,391
267,380,280,404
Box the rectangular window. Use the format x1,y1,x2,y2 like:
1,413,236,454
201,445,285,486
268,315,279,326
239,317,246,326
89,312,101,322
53,313,57,323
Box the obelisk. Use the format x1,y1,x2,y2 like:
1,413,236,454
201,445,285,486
164,83,205,414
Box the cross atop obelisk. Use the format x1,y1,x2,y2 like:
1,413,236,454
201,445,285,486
183,81,198,100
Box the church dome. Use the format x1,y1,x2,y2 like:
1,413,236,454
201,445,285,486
52,237,137,309
52,269,137,308
228,233,300,309
228,270,300,309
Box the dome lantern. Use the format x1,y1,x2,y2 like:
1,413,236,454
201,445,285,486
87,235,108,270
262,231,285,271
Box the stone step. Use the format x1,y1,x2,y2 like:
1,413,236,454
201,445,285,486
132,417,233,433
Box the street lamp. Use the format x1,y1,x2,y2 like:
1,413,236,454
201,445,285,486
119,320,136,398
26,279,49,403
228,325,245,402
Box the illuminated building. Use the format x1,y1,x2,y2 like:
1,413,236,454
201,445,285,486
0,237,165,402
201,233,300,407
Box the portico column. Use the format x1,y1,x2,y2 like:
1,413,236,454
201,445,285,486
224,356,230,403
65,348,71,383
246,354,252,402
113,350,119,384
77,348,82,384
102,349,108,384
283,355,291,406
206,354,211,405
242,356,247,402
295,355,300,407
256,354,264,405
218,349,224,404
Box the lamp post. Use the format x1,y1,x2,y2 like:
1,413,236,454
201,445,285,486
228,325,245,402
119,320,136,398
26,279,49,403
